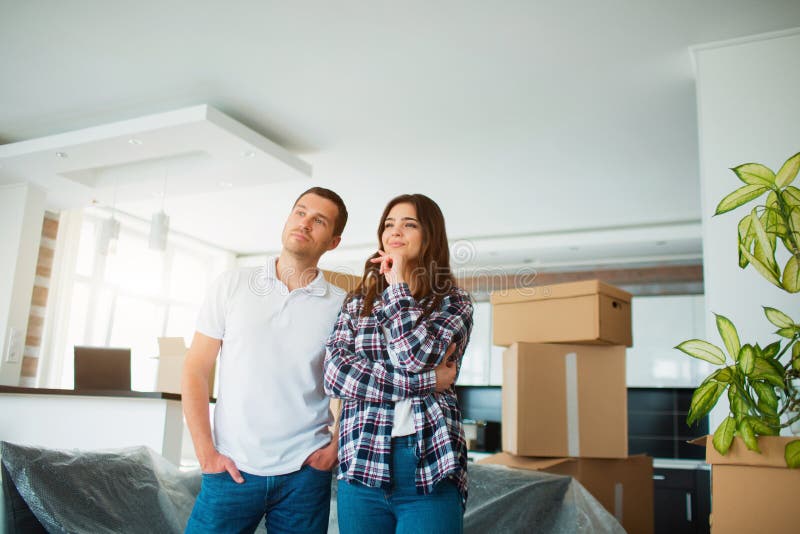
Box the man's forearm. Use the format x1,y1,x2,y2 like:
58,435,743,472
182,370,216,465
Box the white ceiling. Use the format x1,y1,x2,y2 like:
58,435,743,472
2,1,800,271
0,105,311,207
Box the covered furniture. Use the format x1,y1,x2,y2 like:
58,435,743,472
2,441,623,533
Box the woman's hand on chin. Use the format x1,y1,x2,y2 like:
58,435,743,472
370,249,406,286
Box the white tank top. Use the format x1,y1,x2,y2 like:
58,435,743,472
383,325,415,437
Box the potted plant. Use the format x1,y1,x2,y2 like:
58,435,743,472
676,150,800,466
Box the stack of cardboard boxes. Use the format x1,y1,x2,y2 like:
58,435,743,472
479,280,654,534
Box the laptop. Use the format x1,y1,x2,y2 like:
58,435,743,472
73,346,132,391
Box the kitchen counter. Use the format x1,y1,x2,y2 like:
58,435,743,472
0,385,181,400
653,458,709,470
0,385,188,465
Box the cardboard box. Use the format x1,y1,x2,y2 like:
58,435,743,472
490,279,632,347
478,452,653,534
322,270,361,292
154,337,215,395
503,342,627,458
692,435,800,533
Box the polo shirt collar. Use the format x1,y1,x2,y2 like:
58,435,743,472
266,256,328,297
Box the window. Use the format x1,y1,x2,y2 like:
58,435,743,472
457,301,505,385
53,209,232,391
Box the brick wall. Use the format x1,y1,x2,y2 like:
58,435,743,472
19,211,59,386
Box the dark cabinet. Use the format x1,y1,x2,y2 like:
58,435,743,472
653,467,710,534
628,388,709,460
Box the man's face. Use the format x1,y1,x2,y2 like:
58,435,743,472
281,193,342,261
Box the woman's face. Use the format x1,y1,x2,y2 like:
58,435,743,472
382,202,423,262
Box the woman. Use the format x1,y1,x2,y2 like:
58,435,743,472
324,194,474,534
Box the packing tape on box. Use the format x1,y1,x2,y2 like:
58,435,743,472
614,482,623,522
565,352,580,457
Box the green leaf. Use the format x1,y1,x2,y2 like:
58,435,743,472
786,440,800,468
728,385,748,420
776,327,798,339
760,194,781,247
713,416,736,456
703,366,734,384
751,358,785,388
747,416,778,436
762,341,781,359
753,239,774,271
715,314,741,361
739,244,782,287
732,163,776,187
750,207,778,271
764,307,795,328
738,418,760,452
675,339,726,365
750,381,778,417
737,344,756,375
739,213,755,242
788,206,800,249
766,356,786,377
765,190,780,213
765,414,781,428
716,185,769,215
775,152,800,188
687,381,726,426
782,255,800,293
738,215,755,268
752,381,779,412
783,186,800,208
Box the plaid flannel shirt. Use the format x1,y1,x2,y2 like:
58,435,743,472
323,282,474,503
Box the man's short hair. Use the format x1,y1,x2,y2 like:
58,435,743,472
294,187,348,237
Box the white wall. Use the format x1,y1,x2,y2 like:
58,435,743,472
694,29,800,432
0,183,46,385
627,294,709,387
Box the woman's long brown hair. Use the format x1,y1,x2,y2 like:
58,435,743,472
352,194,457,318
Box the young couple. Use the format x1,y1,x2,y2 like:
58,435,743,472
182,187,474,534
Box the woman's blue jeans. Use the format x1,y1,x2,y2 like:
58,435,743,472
337,435,463,534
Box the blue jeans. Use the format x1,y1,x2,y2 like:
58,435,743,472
185,465,331,534
337,435,463,534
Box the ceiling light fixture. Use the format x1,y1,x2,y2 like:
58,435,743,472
242,150,256,158
56,152,68,159
128,138,143,145
149,168,170,251
97,178,121,256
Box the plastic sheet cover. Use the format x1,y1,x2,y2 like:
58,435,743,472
2,441,624,533
2,441,198,534
464,463,624,533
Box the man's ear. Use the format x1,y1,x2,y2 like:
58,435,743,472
328,235,342,251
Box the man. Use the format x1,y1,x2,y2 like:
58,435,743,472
182,187,349,533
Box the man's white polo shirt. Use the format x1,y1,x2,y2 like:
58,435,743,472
195,257,346,476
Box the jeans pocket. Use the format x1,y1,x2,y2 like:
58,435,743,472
201,471,229,478
305,464,332,475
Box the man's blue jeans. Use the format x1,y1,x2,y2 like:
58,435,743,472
185,465,331,534
336,435,463,534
